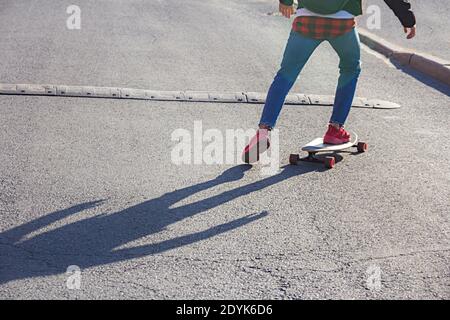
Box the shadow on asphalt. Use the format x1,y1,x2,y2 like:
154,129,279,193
391,60,450,97
0,163,323,285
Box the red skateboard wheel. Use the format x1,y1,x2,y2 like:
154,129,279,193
289,154,300,165
357,142,368,153
324,156,335,169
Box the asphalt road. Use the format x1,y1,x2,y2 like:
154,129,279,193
0,0,449,299
358,0,449,60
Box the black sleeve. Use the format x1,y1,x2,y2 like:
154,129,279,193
383,0,416,27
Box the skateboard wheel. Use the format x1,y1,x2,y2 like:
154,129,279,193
324,156,335,169
357,142,368,153
289,154,300,165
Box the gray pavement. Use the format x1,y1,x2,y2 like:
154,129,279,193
0,0,449,299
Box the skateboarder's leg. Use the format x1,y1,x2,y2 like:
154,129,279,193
327,28,361,126
259,30,322,129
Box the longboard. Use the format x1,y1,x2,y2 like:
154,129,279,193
289,132,368,169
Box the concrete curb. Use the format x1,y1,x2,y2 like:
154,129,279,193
358,28,450,87
0,83,401,109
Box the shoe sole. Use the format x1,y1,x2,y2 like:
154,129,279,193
242,139,270,164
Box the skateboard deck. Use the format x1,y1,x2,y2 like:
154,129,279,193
290,132,368,169
302,132,358,153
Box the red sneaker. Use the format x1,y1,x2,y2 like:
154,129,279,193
323,124,351,145
242,129,270,164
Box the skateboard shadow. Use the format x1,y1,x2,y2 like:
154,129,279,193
0,163,321,285
308,151,363,165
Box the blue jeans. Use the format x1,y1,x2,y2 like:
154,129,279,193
259,28,361,128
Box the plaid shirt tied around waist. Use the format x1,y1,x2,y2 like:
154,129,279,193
292,16,356,39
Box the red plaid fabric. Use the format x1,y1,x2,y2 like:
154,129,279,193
292,16,356,39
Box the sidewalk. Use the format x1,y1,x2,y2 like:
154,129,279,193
356,0,450,87
358,28,450,87
357,0,449,62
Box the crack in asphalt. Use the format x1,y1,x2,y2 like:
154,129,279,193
341,248,450,265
